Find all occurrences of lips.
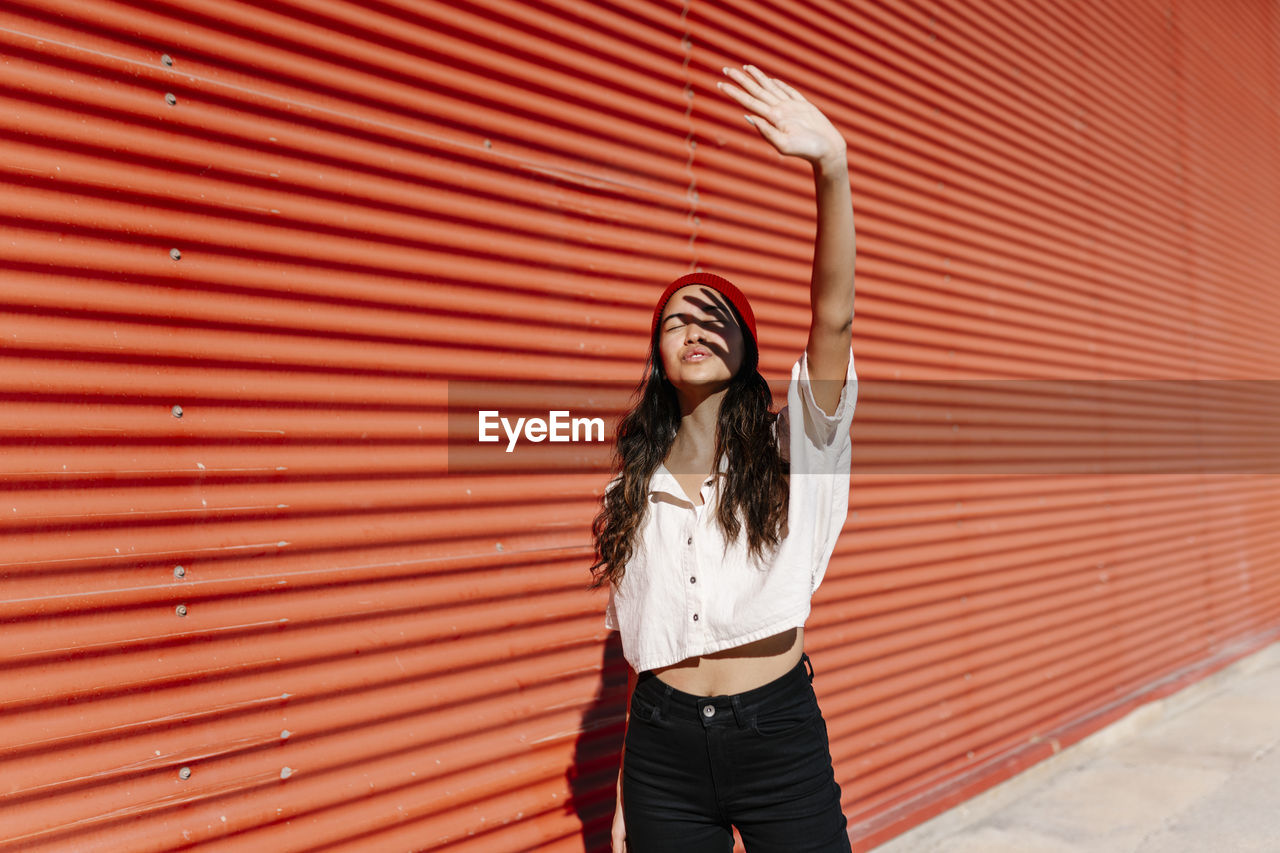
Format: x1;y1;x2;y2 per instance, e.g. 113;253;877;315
682;346;712;362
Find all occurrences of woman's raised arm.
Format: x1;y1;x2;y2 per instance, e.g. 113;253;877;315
718;65;855;414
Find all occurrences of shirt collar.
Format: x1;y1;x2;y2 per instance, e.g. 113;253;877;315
649;453;730;499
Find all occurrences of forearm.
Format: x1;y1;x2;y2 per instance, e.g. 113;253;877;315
810;153;855;331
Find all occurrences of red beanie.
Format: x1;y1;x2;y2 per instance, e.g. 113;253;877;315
650;272;757;344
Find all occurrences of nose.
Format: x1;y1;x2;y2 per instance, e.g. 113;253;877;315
684;322;707;343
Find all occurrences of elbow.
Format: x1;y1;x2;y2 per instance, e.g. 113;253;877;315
813;310;853;338
812;287;854;336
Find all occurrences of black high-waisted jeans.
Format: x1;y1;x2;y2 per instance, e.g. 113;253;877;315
621;653;852;852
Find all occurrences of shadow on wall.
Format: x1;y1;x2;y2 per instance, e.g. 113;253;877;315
567;630;628;852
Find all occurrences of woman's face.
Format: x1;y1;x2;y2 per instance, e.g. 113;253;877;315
657;285;746;396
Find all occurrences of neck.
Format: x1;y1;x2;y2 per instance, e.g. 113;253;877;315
671;386;725;458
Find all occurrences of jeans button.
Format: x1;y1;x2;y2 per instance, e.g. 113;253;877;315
702;704;715;718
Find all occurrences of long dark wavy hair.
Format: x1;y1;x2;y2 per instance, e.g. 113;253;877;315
588;305;789;590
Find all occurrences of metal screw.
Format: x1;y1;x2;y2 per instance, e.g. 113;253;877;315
164;92;177;106
161;54;173;67
281;730;292;740
173;565;186;579
171;404;183;418
175;604;188;617
169;248;181;261
179;766;192;779
280;767;294;780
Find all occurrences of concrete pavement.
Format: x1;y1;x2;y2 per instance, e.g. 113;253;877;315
875;640;1280;853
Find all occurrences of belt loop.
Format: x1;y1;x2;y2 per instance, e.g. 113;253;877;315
802;653;814;683
658;683;674;721
729;694;747;728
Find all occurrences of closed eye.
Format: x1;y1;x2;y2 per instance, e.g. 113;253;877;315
664;310;728;330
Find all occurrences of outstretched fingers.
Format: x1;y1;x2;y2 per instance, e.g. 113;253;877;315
770;76;809;102
718;78;773;118
716;62;844;164
744;65;798;102
730;66;780;103
718;65;811;124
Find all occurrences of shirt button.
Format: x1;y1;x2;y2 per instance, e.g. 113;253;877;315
686;536;692;545
692;613;699;621
690;576;696;584
702;704;716;718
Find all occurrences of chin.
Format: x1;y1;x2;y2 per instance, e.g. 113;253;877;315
670;371;732;393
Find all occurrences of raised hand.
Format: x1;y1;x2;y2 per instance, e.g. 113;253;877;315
717;65;847;171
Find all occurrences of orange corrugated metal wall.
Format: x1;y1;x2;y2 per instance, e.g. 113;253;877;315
1;1;1278;851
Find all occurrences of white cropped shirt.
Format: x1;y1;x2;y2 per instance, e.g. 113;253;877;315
605;346;857;673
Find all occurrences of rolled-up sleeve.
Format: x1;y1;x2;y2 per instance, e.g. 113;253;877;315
790;345;857;467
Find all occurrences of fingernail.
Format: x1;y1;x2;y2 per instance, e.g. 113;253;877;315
744;115;755;125
722;66;729;74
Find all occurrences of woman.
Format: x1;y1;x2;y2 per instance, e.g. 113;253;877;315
590;64;857;852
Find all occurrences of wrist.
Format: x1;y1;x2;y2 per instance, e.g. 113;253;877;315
813;149;849;179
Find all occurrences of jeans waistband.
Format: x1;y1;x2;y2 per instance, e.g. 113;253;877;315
633;653;815;726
